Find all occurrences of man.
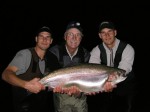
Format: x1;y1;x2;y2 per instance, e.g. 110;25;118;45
49;21;90;112
89;21;137;112
2;26;60;112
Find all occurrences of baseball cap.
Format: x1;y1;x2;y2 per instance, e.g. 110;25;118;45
99;21;115;32
37;26;52;35
66;21;83;33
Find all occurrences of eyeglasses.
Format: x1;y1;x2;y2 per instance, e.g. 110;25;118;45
66;32;82;38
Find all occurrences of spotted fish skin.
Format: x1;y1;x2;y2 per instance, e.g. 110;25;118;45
39;63;126;94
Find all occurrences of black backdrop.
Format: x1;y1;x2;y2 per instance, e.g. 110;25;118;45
0;2;149;112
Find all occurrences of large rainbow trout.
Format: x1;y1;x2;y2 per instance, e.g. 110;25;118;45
39;63;126;94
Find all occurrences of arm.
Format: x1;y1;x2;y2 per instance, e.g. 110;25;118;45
102;44;135;91
89;46;101;64
89;46;116;93
118;44;135;75
2;65;27;87
2;50;45;94
2;66;45;94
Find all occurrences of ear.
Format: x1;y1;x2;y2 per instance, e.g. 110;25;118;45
98;33;102;39
35;36;38;42
64;35;67;40
50;38;53;44
114;30;117;36
64;32;68;41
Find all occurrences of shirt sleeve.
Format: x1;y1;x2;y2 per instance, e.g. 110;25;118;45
118;44;135;75
89;46;101;64
9;49;31;75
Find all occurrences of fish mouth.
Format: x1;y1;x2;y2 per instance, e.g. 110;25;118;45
118;70;126;77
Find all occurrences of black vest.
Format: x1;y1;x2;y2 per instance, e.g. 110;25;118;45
11;48;61;112
12;48;44;101
18;48;44;80
98;41;137;95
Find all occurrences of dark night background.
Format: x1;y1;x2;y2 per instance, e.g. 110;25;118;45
0;2;149;112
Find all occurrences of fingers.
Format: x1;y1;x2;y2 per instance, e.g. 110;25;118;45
103;81;115;92
53;86;81;96
53;86;63;93
63;86;80;96
25;78;46;93
85;91;100;95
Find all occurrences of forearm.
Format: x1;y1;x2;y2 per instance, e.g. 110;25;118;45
2;70;27;89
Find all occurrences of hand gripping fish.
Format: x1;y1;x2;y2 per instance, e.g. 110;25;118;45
39;63;127;94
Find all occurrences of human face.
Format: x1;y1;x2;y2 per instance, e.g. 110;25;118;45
99;28;116;48
64;28;82;50
36;31;53;51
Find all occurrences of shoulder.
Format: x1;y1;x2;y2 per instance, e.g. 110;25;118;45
16;48;31;57
125;44;135;54
46;50;58;59
82;47;90;53
9;48;32;70
91;45;100;51
119;40;134;49
120;40;135;52
45;50;60;70
50;44;60;50
49;44;62;53
48;45;65;60
126;43;134;50
119;41;135;56
81;47;90;57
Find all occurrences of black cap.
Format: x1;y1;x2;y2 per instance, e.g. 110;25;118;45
66;21;83;33
99;21;115;32
37;26;52;35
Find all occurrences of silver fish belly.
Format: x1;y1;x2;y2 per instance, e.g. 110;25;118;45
39;63;126;93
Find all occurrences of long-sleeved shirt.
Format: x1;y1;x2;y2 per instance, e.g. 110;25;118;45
89;38;135;75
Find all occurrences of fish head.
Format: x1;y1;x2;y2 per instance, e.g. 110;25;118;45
113;69;127;83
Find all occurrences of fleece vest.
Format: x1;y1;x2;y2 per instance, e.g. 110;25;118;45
58;44;85;67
